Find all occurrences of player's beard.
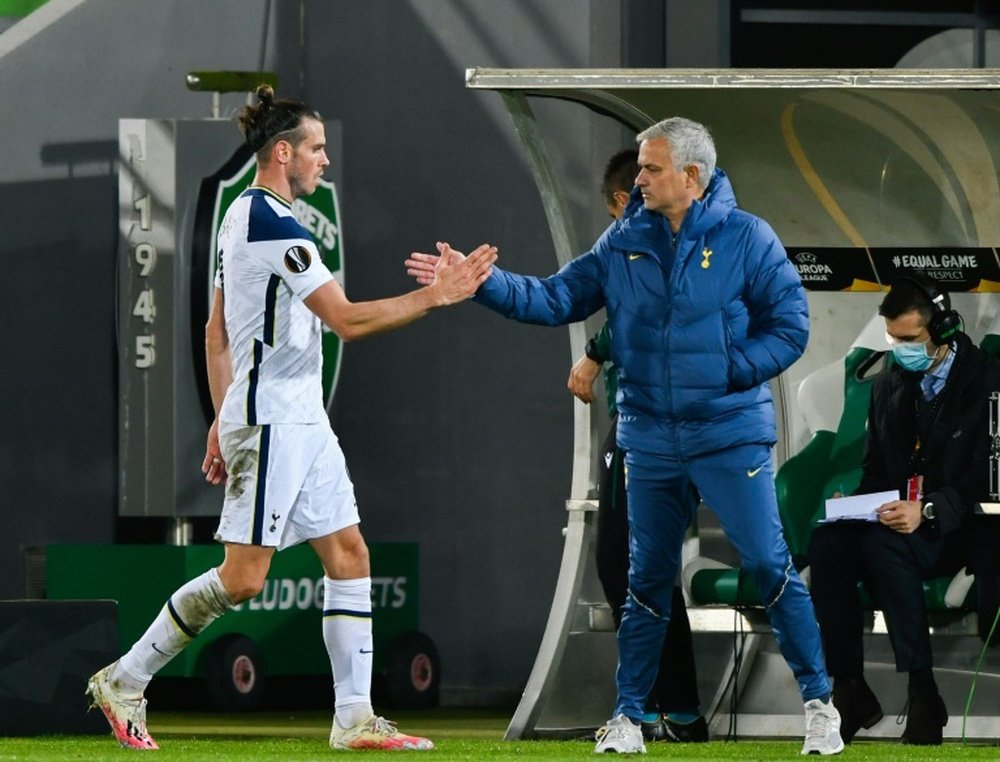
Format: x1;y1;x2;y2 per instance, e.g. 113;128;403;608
287;161;318;199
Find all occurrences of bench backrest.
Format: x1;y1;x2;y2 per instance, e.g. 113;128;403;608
775;346;884;566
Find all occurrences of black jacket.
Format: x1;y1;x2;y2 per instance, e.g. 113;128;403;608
858;332;1000;539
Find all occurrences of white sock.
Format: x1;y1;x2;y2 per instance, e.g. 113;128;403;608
324;576;374;727
115;567;234;691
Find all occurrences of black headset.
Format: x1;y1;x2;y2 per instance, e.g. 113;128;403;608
894;273;963;345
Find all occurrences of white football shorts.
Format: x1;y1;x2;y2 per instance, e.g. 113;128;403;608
215;421;360;550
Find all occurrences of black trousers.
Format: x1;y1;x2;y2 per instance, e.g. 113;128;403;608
594;415;701;713
809;521;964;677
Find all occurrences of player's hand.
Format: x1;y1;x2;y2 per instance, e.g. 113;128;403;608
428;242;496;305
202;419;228;485
876;499;921;534
405;252;441;286
567;354;601;404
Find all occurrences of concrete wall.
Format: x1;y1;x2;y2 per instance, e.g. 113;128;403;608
0;0;300;599
302;0;600;706
0;0;687;706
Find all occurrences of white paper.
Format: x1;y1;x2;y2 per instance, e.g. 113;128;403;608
820;490;900;523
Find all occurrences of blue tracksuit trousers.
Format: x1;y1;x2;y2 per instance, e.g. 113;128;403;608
614;444;830;721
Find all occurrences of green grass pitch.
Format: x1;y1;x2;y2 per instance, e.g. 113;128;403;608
2;709;998;760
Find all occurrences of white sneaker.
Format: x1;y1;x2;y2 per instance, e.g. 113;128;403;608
86;662;159;750
594;714;646;754
329;713;433;750
802;698;844;755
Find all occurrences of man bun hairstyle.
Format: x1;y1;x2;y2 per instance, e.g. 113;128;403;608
238;83;321;157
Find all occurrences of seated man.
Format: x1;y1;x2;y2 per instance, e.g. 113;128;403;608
809;274;1000;745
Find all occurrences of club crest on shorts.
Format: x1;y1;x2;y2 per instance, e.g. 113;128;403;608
284;246;312;273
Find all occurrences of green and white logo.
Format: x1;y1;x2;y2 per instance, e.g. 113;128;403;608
210;157;344;406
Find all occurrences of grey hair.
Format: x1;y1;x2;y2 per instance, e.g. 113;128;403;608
636;117;716;190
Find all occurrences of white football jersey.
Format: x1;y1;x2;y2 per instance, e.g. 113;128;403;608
215;186;334;425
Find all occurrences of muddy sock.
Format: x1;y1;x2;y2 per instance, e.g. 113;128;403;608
116;567;234;690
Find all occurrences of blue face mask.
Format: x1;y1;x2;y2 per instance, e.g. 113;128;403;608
891;341;935;372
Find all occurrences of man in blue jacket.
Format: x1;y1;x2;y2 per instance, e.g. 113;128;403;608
407;117;842;755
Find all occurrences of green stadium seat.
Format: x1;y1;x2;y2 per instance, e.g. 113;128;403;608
689;344;979;613
980;333;1000;359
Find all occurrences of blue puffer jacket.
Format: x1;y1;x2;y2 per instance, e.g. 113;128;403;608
474;168;808;457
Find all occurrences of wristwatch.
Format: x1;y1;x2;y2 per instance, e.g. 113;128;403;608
921;501;936;521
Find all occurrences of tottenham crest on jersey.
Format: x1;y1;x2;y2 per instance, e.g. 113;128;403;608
284;246;312;273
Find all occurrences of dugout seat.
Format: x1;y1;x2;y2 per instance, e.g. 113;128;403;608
687;344;980;615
